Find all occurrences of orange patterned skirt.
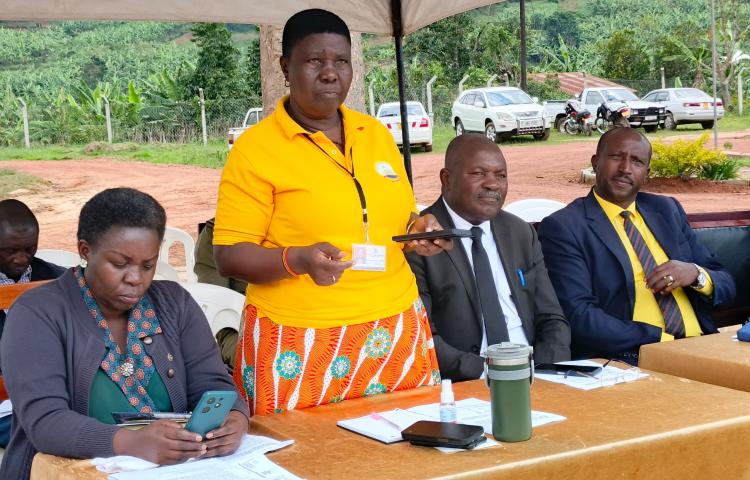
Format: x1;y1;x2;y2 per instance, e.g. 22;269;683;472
232;298;441;416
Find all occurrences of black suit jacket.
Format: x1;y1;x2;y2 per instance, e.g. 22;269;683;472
0;257;66;341
538;190;736;360
406;198;571;382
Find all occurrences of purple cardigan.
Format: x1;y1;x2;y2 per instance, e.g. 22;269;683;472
0;269;249;479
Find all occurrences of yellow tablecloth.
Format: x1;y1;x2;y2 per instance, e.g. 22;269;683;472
640;328;750;393
32;370;750;479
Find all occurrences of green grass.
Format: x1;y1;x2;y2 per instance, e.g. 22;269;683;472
412;113;750;155
2;113;749;165
0;140;230;168
0;168;47;196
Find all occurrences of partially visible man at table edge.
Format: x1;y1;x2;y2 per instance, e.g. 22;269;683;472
194;217;246;372
406;134;570;382
538;127;736;364
0;199;65;448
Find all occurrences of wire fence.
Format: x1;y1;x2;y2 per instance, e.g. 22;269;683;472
2;74;746;148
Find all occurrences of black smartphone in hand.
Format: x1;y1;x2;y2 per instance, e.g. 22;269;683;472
392;229;473;243
401;421;486;449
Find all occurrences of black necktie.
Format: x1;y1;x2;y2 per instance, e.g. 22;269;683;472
470;226;510;345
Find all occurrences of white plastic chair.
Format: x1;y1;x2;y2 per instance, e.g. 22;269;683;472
36;249;181;283
159;226;197;283
154;262;180;282
181;282;246;336
503;199;566;223
35;249;80;268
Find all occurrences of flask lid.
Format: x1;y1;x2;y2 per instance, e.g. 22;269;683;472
485;342;533;366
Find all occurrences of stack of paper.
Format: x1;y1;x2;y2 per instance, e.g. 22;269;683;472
535;360;649;390
95;434;299;480
337;398;566;446
336;409;433;443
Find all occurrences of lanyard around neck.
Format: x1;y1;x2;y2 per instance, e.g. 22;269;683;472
304;134;370;242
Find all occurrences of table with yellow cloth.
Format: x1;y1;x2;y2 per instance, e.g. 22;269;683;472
32;369;750;479
640;326;750;393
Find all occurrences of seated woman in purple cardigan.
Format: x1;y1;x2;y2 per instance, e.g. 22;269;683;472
0;188;249;479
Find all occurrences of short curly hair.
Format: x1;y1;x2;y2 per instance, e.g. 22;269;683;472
77;188;166;246
282;9;350;59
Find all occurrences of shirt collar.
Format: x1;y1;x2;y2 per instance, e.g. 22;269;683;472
593;189;637;222
0;264;32;285
273;96;367;141
442;198;492;237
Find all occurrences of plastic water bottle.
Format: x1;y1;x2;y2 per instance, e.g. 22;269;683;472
439;379;457;423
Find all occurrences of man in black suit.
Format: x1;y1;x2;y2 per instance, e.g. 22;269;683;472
406;134;570;382
538;128;735;363
0;199;65;446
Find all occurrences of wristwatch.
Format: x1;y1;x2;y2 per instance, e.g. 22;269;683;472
690;264;707;289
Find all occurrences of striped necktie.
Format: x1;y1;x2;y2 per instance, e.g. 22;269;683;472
620;211;685;338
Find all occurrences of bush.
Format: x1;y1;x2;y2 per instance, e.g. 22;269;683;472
526;76;567;101
650;133;738;180
700;158;741;180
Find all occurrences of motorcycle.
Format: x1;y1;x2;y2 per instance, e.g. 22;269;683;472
559;100;592;136
595;102;630;134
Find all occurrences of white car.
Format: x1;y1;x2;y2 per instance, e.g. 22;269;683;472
451;87;552;142
227;107;263;148
641;88;724;130
376;101;433;152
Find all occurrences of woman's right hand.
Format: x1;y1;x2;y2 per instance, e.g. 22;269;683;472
113;420;206;465
288;243;353;286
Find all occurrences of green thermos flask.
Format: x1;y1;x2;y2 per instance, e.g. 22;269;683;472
485;342;534;442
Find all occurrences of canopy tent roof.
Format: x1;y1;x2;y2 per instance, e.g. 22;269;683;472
2;0;502;35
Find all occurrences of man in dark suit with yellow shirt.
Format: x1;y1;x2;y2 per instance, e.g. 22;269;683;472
538;127;736;364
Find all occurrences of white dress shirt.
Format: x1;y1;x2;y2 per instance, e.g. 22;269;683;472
443;199;529;356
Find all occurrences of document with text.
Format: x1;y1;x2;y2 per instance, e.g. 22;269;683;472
104;434;298;479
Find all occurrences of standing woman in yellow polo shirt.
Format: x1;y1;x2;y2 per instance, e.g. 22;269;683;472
214;9;450;416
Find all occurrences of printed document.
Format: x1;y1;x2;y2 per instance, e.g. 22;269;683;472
337;397;566;445
103;434;298;479
535;360;649;390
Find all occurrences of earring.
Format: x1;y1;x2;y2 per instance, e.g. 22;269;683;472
284;79;290;88
80;258;88;268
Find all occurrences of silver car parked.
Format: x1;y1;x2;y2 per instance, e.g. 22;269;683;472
641;88;724;130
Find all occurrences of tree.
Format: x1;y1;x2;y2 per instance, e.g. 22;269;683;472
713;0;750;109
543;11;579;47
602;30;652;80
183;23;240;100
403;13;477;86
661;36;711;89
241;38;261;101
653;20;707;86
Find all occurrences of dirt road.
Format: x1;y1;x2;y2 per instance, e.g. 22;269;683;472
2;130;749;252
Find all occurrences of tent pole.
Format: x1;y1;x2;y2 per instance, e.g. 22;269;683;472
391;0;413;185
519;0;527;91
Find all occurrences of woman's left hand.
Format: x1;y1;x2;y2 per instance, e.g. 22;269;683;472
407;214;453;256
201;410;249;458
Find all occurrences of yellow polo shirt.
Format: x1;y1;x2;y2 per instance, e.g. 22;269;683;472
594;192;713;341
214;98;418;328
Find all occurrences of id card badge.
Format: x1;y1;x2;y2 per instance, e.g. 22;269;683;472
351;243;386;271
